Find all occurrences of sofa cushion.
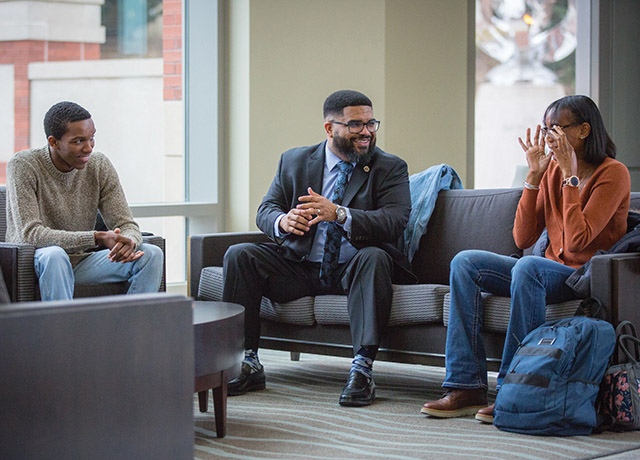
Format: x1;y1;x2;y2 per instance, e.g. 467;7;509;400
412;189;523;285
314;284;448;326
442;293;584;333
198;266;225;302
198;266;316;325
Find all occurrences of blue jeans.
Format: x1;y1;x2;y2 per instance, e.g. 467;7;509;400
34;244;164;301
443;250;577;390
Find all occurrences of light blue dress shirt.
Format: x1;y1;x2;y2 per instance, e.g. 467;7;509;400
274;144;357;263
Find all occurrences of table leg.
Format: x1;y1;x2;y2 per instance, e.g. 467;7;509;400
198;389;209;412
213;369;228;438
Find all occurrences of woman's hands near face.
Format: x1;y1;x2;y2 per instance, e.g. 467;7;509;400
518;125;550;185
545;126;577;177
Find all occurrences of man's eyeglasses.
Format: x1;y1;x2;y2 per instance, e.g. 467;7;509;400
541;123;580;136
329;119;381;134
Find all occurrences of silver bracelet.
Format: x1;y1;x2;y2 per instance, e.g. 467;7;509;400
523;181;540;190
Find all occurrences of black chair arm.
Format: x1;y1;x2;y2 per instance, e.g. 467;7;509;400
0;243;37;302
591;252;640;326
188;231;269;298
141;234;167;292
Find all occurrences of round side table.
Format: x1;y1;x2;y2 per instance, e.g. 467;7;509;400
193;300;244;438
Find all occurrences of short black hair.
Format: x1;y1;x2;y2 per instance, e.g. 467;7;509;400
543;95;616;164
323;90;372;119
44;101;92;140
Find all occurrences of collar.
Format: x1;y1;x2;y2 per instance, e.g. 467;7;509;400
324;143;355;171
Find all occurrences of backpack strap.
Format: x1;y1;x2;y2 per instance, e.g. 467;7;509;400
575;297;608;321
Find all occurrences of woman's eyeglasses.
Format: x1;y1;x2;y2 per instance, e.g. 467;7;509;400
540;123;580;136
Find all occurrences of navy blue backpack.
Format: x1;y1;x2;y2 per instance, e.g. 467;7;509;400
494;316;615;436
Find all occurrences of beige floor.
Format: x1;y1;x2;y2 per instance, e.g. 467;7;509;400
601;449;640;459
195;350;640;460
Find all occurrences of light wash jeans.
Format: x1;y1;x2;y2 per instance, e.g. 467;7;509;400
34;243;164;301
443;250;577;391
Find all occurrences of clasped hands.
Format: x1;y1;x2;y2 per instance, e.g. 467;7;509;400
518;125;578;186
94;228;144;263
278;187;339;236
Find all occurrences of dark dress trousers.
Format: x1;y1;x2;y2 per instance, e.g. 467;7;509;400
223;141;414;352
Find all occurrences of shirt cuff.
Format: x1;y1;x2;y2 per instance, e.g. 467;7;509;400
274;213;288;237
342;208;352;235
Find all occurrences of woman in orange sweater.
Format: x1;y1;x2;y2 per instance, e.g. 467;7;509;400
422;95;630;422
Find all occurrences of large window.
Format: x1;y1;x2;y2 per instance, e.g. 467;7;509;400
0;0;215;289
475;0;577;189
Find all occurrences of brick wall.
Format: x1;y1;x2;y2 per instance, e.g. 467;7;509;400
163;0;182;101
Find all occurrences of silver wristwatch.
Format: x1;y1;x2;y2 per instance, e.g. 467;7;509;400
335;206;347;225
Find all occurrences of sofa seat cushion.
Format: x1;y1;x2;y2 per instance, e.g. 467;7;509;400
442;293;584;333
314;284;449;326
198;266;316;325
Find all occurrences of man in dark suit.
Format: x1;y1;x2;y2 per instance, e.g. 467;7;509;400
223;90;413;406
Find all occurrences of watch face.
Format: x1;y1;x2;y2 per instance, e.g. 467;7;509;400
570;176;580;187
336;207;347;223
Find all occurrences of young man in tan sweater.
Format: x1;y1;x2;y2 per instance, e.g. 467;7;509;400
5;101;163;300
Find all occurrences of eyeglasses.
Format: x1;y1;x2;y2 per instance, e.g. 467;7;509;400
329;119;381;134
541;123;580;136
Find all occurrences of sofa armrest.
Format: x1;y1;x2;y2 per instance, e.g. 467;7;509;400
189;231;270;298
591;252;640;325
0;243;36;302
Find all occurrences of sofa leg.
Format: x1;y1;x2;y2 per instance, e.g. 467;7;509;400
290;352;300;361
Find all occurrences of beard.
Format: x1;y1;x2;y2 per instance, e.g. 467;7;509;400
332;132;376;165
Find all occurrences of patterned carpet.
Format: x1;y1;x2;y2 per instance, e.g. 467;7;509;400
194;350;640;460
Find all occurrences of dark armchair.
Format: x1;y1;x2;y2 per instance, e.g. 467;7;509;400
0;292;194;459
0;185;166;302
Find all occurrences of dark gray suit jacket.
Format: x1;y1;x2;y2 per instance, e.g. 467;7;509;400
256;141;415;284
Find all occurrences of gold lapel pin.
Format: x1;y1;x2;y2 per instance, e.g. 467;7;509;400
363;166;370;173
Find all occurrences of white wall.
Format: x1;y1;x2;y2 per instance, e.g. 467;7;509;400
0;0;105;43
0;64;14;162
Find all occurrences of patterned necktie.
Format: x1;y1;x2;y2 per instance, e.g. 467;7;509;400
319;160;354;287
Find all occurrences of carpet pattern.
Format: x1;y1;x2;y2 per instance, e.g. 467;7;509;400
194;350;640;460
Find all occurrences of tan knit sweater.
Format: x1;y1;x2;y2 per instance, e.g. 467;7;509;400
6;145;142;265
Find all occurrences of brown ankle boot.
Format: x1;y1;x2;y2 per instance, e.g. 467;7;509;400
475;403;494;423
421;388;488;418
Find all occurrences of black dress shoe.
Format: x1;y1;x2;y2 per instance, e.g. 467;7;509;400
339;371;375;406
228;363;266;396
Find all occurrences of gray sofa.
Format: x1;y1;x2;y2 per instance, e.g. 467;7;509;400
190;188;640;370
0;293;194;460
